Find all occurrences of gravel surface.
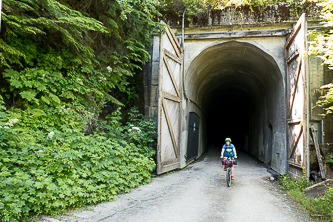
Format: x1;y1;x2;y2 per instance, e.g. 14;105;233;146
41;150;314;222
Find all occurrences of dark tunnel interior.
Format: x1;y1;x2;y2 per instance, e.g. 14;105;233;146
205;87;254;153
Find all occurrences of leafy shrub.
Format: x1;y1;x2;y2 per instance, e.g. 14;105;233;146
278;172;313;192
285;188;333;221
278;171;333;221
0;99;156;221
0;0;162;221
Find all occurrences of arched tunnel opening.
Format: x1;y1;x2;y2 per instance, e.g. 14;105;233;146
185;41;287;171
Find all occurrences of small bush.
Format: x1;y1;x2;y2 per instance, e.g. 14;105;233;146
0;104;156;221
278;172;313;192
278;172;333;221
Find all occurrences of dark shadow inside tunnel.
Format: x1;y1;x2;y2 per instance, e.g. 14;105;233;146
203;71;267;160
205;88;253;153
185;41;287;172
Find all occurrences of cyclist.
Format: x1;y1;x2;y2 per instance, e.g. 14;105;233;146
221;138;237;180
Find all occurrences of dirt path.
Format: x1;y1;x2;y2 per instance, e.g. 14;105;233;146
41;150;314;222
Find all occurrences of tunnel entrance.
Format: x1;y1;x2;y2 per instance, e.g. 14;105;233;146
185;41;286;171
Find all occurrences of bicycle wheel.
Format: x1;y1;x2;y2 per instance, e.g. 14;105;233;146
226;168;231;187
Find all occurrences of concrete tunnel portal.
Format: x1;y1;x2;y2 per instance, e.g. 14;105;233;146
185;41;287;172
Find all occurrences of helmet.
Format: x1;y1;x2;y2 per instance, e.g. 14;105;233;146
225;138;232;142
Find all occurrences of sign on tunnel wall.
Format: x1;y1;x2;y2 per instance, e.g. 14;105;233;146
284;13;308;177
157;25;183;175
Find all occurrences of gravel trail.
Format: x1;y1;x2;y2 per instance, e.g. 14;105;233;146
41;150;314;222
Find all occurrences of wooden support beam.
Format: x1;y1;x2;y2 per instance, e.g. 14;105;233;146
289;122;303;159
164;49;182;64
162;99;179;158
165;27;181;58
163;56;181;97
288;54;303;117
285;14;304;51
163;92;181;102
310;126;326;180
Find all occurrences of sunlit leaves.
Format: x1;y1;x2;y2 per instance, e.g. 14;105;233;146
308;0;333;117
19;91;37;102
116;0;162;19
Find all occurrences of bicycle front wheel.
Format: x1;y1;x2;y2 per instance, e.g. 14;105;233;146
226;168;231;187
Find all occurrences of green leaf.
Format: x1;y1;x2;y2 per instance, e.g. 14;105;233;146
20;91;37;101
35;82;47;91
9;79;23;89
3;69;18;78
41;96;51;104
0;112;7;118
49;93;60;104
29;108;46;117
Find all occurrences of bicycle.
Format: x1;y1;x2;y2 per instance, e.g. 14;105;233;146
221;156;237;187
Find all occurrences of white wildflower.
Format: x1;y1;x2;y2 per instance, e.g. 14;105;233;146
107;66;113;73
10;119;19;124
132;127;141;132
99;77;107;82
4;126;9;129
5;122;13;127
47;131;55;139
37;150;43;153
59;105;66;113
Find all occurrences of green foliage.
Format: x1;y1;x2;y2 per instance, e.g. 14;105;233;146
117;0;162;19
308;0;333;117
278;172;333;221
0;0;162;221
161;0;312;21
278;172;313;192
0;106;156;221
1;0;108;68
125;108;156;158
284;188;333;221
326;153;333;164
1;0;164;108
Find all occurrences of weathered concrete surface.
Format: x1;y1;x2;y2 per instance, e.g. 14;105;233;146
41;150;314;222
163;3;320;28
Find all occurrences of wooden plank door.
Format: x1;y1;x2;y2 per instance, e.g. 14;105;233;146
284;13;307;177
157;25;183;174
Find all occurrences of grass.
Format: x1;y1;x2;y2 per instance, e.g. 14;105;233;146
278;173;333;222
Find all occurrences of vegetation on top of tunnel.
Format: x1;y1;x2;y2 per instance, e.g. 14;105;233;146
160;0;317;26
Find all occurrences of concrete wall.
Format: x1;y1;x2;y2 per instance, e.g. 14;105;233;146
308;56;333;144
163;3;320;28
